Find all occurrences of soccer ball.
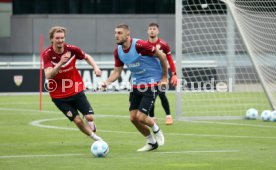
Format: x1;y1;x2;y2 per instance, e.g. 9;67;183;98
270;110;276;122
91;140;109;157
260;110;271;121
245;108;258;120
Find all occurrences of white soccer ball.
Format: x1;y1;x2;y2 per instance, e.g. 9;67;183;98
245;108;258;120
260;110;271;121
270;110;276;122
201;4;208;9
91;140;109;157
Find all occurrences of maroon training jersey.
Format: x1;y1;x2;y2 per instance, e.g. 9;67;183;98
147;38;176;73
43;44;86;99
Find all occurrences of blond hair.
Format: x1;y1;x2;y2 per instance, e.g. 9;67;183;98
48;26;67;40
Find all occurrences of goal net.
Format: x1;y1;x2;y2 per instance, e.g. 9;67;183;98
175;0;276;119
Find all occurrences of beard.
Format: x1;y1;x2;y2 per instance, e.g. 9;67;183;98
116;37;127;45
116;41;124;45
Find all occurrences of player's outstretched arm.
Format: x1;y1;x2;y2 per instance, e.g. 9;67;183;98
102;66;123;87
85;54;102;77
155;49;168;88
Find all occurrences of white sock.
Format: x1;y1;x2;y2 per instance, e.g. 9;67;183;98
146;134;156;144
90;133;102;141
151;123;159;133
87;121;96;132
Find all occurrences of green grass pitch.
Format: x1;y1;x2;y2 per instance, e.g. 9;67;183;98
0;93;276;170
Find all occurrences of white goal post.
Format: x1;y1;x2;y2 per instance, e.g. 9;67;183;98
175;0;275;119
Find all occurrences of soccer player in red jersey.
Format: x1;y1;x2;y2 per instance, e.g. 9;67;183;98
147;22;178;125
102;24;168;152
43;26;103;141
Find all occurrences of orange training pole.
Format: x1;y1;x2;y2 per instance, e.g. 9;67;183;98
39;34;43;112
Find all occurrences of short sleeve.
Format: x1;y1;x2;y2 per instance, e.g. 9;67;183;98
135;40;156;57
42;49;53;69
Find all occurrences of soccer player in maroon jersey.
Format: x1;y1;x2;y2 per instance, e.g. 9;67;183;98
147;22;178;125
102;24;168;152
43;26;102;142
147;23;177;125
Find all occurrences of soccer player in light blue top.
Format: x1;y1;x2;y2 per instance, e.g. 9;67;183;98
103;24;168;152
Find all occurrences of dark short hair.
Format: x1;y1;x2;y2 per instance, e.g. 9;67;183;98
115;24;129;30
148;22;159;28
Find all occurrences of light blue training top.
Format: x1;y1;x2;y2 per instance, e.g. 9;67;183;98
117;38;162;85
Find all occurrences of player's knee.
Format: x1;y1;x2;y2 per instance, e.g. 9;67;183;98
129;114;137;123
130;113;140;124
129;110;138;122
84;114;94;121
136;113;145;122
73;116;83;125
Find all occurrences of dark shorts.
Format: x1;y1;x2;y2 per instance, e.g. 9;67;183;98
52;91;94;121
129;86;160;115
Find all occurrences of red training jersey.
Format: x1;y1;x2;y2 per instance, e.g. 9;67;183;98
43;44;86;99
147;38;176;73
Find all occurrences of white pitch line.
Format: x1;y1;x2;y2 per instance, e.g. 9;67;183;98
0;107;130;118
30;118;137;134
2;106;275;129
5;107;276;129
0;107;59;114
30;118;77;131
157;150;240;154
1;106;273;129
0;150;240;159
168;132;276;139
0;153;84;159
30;118;276;139
2;107;276;129
0;102;53;105
187;119;276;129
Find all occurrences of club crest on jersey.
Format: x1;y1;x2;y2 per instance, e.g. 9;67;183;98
66;111;73;117
156;44;163;52
13;75;23;86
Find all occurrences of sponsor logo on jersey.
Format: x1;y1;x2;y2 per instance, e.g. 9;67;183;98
128;62;140;68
